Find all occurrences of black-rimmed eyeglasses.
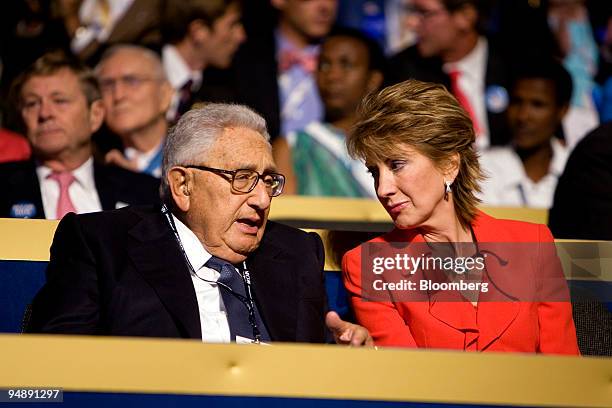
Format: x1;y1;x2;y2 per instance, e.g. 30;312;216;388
185;165;285;197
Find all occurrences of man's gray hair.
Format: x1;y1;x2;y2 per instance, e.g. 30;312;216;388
160;103;270;202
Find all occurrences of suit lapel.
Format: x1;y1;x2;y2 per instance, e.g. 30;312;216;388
127;209;202;339
106;0;160;43
93;163;113;210
395;216;522;348
93;163;117;210
472;213;521;349
247;236;298;342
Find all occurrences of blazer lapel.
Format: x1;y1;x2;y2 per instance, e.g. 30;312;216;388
93;163;116;211
127;210;202;339
472;213;521;349
247;238;298;342
385;229;480;333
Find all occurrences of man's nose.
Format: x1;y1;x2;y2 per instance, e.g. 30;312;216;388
38;100;54;121
247;178;272;210
325;63;344;81
515;104;531;122
110;80;128;101
236;24;246;44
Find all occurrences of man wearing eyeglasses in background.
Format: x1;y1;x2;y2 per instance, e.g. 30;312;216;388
95;45;173;178
28;103;372;346
386;0;513;149
0;51;160;220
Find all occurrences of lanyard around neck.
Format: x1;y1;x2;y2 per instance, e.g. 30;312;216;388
160;204;262;343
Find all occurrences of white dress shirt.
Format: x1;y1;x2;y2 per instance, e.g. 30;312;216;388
172;215;231;343
444;37;490;149
162;45;203;121
36;157;103;219
478;139;569;209
124;139;164;178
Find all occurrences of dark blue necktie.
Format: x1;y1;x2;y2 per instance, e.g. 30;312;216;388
205;256;270;342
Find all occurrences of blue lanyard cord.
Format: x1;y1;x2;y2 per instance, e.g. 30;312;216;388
161;205;262;343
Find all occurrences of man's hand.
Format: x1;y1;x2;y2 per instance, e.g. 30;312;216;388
325;311;374;347
105;150;139;172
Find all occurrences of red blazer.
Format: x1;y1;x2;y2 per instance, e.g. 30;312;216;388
342;212;579;354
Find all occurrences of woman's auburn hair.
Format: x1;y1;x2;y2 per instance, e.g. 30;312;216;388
347;79;484;228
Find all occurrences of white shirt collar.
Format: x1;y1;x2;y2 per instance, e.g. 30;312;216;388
549;138;569;176
162;44;202;91
499;138;568;188
444;36;487;82
36;156;97;190
124;139;164;170
171;214;215;277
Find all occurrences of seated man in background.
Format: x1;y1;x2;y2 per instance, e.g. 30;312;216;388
479;59;572;209
27;103;371;346
0;51;160;220
273;27;383;197
95;45;173;178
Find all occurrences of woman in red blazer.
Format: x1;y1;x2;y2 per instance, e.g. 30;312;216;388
342;80;579;354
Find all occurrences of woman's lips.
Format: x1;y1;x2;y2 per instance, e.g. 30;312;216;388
386;201;409;216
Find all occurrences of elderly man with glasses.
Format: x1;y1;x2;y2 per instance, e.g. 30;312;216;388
95;45;173;178
28;103;371;346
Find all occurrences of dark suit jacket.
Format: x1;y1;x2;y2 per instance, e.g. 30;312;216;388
0;160;160;219
28;206;328;343
549;122;612;240
385;41;512;146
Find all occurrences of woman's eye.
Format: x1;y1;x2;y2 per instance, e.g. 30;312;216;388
390;160;406;171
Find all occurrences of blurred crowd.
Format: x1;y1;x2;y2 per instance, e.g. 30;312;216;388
0;0;611;239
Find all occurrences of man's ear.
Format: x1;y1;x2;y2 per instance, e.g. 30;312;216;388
168;167;193;212
89;99;105;134
159;80;173;115
366;70;384;93
188;19;210;43
557;103;569;122
270;0;286;11
453;3;478;32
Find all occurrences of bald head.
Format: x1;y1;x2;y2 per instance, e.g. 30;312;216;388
95;45;172;140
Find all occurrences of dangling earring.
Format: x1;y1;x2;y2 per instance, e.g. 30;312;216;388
444;180;452;201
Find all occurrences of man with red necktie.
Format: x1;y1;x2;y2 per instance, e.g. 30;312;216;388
0;51;160;220
386;0;515;149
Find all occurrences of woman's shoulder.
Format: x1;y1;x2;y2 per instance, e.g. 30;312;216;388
473;211;554;242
